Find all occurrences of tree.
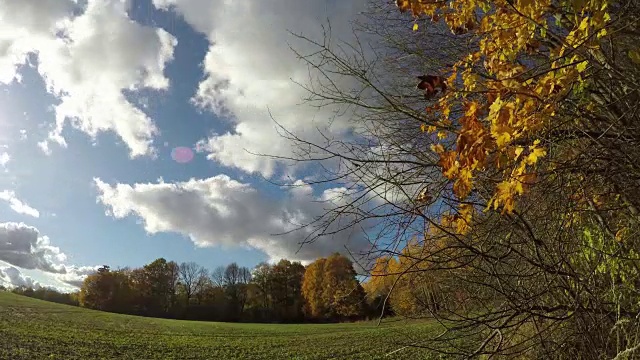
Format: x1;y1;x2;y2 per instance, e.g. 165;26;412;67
279;0;640;356
322;253;365;319
270;259;306;321
251;262;273;311
79;268;132;313
302;254;365;321
177;262;208;306
128;258;179;317
221;262;251;321
302;257;327;319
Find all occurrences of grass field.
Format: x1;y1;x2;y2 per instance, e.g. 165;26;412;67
0;292;443;359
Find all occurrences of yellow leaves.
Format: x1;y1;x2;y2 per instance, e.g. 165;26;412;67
493;130;513;148
513;146;524;160
396;0;411;13
413;23;419;31
566;17;590;47
578;16;590;32
396;0;605;228
439;151;459;179
576;61;588;73
455;204;474;234
453;168;473;199
462;68;478;91
491;180;518;214
430;143;445;154
441;204;474;235
489;98;519;149
526;141;547;165
421;124;436;133
465;101;480;118
597;28;608;39
488;97;503;118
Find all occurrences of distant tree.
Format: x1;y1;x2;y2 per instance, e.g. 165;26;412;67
322;253;365;319
221;263;252;320
177;262;208;306
362;256;396;317
302;258;327;319
211;266;225;288
126;258;179;316
271;259;305;321
303;254;365;321
251;262;273;311
79;268;132;313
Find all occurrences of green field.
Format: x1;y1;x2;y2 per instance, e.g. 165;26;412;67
0;292;441;359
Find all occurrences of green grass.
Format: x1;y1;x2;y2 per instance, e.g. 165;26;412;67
0;292;443;359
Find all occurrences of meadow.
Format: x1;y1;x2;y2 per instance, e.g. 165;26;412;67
0;292;442;359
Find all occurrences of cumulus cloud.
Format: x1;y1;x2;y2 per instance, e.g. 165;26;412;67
0;0;177;157
0;191;40;218
55;265;99;288
153;0;366;177
0;266;40;289
94;175;371;263
0;222;67;273
0;223;98;289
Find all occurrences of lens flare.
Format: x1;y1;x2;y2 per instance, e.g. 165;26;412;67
171;146;194;163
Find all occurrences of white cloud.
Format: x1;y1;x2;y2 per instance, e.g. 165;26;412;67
0;191;40;218
0;0;75;84
0;222;67;273
153;0;366;177
94;175;372;263
0;265;40;289
37;140;52;155
0;152;9;168
0;0;177;157
0;223;98;289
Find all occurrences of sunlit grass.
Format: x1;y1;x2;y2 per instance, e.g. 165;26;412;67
0;292;446;359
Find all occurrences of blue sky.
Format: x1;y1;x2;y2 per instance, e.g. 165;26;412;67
0;0;371;290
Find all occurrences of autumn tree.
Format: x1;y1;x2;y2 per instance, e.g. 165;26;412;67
302;254;365;321
128;258;179;316
280;0;640;356
301;257;327;319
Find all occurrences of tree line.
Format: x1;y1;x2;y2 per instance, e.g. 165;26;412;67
56;253;372;323
5;285;80;306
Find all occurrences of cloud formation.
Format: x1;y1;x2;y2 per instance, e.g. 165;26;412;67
0;191;40;218
0;265;40;289
0;222;66;273
0;223;98;289
95;175;371;263
0;0;177;157
153;0;366;177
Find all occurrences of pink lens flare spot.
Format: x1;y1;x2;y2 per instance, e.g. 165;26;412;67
171;146;194;163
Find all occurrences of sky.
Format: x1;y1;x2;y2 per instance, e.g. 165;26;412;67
0;0;373;291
